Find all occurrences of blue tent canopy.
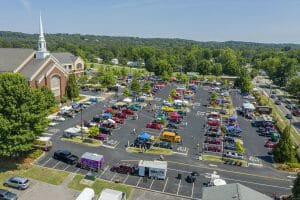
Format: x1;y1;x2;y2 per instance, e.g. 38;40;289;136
138;132;151;141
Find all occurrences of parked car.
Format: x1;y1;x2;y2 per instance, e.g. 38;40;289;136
224;143;236;150
264;141;277;148
146;122;162;130
293;110;300;117
177;110;187;116
115;112;127;119
122;109;134;115
203;146;222;152
53;150;79;165
94;133;108;141
274;100;281;105
53;116;65;122
99;127;112;135
286;104;295;110
111;163;138;174
153;141;173;149
166;123;179;129
226;133;241;138
0;189;17;200
111;117;124;124
286;114;293;120
4;176;29;190
204;138;222;145
102;121;117;129
224;151;244;160
186;174;196;183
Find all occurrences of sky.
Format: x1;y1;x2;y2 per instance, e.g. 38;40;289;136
1;0;300;44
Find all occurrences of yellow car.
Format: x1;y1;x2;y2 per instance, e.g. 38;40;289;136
162;106;174;112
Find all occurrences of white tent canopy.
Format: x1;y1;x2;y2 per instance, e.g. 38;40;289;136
123;98;132;103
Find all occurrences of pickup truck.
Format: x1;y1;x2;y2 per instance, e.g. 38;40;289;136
53;150;79;165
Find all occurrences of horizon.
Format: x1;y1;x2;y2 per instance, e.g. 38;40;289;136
1;0;300;44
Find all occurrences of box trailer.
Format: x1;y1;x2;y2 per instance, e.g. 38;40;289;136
138;160;167;180
79;152;104;172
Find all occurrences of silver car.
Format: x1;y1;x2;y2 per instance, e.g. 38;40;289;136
4;176;29;190
0;189;18;200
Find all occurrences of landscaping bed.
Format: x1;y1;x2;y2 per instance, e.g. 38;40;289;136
126;147;173;155
61;136;102;147
201;154;248;167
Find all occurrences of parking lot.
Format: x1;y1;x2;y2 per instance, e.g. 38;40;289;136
34;83;293;199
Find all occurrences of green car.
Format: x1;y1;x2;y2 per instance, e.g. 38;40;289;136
155;113;166;120
129;104;142;111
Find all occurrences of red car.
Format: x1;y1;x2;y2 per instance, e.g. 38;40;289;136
102;121;117;129
111;117;124;124
204;146;222;152
264;141;277;148
146;122;162;130
207;120;221;127
122;109;134;115
204;139;222;145
115;112;127;119
94;133;108;141
105;107;119;114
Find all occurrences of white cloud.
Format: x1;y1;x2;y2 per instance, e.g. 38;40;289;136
20;0;31;14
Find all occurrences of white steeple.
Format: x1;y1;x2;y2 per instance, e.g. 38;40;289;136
36;13;50;59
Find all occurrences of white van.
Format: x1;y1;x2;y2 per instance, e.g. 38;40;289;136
76;188;95;200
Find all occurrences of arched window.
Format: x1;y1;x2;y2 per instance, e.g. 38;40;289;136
51;75;61;97
77;63;83;69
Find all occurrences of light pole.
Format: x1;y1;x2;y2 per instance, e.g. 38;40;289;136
80;103;83;140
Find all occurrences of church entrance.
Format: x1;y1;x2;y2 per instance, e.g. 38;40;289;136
51;75;61;97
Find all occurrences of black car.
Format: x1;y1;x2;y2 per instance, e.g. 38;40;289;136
286;114;293;120
99;127;112;135
186;174;196;183
177;111;187;116
153;141;173;149
274;100;281;105
53;150;79;165
0;189;17;200
166;123;179;129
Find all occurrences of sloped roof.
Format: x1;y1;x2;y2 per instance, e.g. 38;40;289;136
19;56;50;80
202;183;272;200
52;52;78;64
0;48;35;72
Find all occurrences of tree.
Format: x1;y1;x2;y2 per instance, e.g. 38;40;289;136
77;75;89;85
41;86;56;110
0;73;50;157
162;71;170;81
210;91;218;101
131;78;140;94
170;88;177;97
66;73;79;99
211;63;223;76
286;76;300;99
123;88;130;97
273;127;296;163
197;60;212;75
100;71;116;87
142;81;151;94
87;126;99;138
234;68;253;93
292;173;300;199
235;140;245;154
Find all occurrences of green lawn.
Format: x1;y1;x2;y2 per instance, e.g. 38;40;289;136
126;147;173;155
61;136;102;147
0;166;69;189
68;175;132;197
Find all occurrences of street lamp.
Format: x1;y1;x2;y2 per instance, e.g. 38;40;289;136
80;103;84;140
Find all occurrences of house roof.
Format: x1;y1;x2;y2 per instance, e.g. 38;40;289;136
202;183;272;200
52;52;78;64
0;48;35;72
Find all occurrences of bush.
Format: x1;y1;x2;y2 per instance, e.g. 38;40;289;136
287;163;300;168
26;149;44;160
60;96;67;103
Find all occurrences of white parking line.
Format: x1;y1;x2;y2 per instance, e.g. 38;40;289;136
149;179;155;189
191;182;195;198
123;174;129;184
63;165;70;171
110;173;117;182
74;168;80;174
41;158;52;167
136;177;142;187
53;161;61;169
176;179;182;195
163;178;169;192
99;166;109;178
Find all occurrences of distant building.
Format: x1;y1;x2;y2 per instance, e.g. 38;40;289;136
202;183;273;200
111;58;119;65
127;61;145;67
0;14;84;98
95;57;103;63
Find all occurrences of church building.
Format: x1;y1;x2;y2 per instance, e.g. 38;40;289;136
0;15;84;98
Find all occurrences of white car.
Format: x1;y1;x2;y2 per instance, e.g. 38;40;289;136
49;122;58;127
224;151;244;160
53;116;65;122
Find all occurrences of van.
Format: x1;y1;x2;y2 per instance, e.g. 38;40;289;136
32;137;52;151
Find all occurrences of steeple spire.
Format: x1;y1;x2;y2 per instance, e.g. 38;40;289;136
39;12;44;38
36;13;49;59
